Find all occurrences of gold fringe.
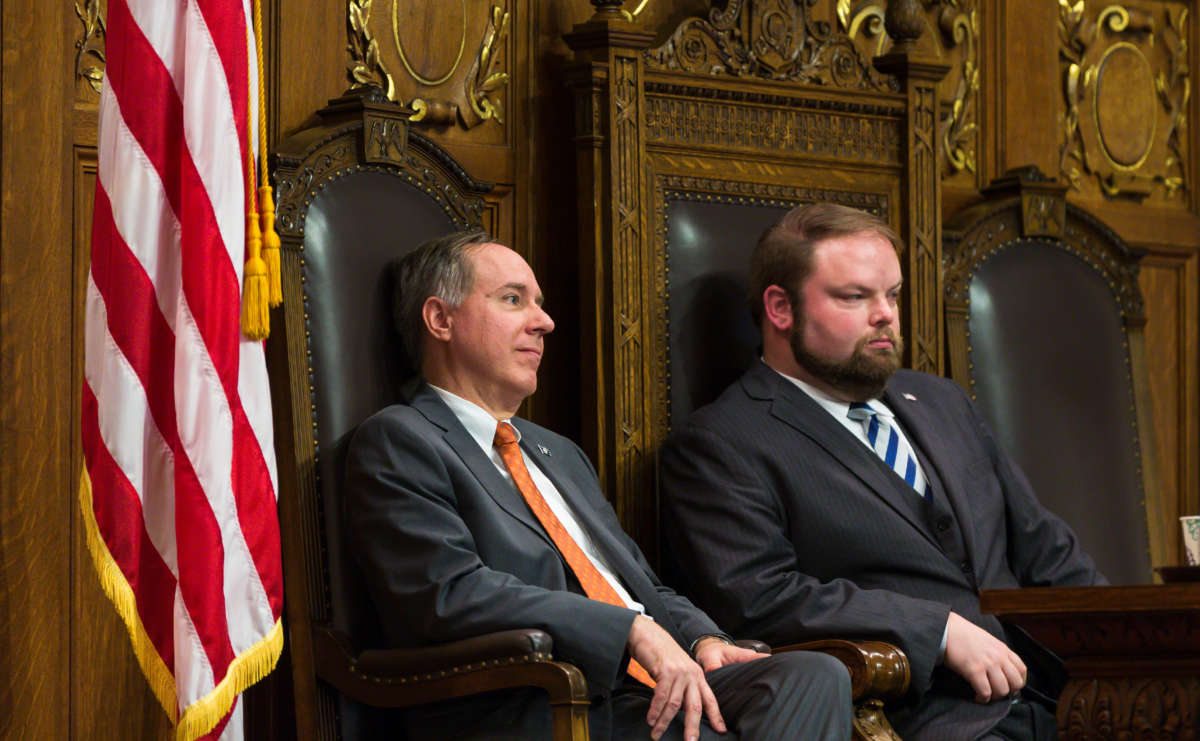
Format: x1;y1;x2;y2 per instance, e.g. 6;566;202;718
258;185;282;307
78;468;179;723
81;467;286;740
175;619;284;741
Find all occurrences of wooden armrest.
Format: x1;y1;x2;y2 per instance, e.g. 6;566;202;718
311;624;589;711
774;639;910;702
733;638;771;654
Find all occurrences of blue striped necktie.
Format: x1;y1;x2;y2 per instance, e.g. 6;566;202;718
847;402;930;500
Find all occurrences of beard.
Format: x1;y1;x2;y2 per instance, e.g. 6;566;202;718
790;314;903;402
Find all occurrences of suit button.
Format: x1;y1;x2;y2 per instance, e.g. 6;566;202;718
936;516;952;532
960;560;972;574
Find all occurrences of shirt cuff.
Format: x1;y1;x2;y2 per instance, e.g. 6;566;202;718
689;633;733;657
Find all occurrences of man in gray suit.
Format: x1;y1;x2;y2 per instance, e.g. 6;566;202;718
343;230;851;741
660;204;1105;741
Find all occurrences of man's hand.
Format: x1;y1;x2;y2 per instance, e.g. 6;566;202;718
692;637;767;673
627;615;725;741
944;611;1027;703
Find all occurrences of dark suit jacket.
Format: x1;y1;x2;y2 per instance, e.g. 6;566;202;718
660;362;1104;741
344;384;721;740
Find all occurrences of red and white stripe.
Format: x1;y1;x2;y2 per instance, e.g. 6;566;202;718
82;1;282;739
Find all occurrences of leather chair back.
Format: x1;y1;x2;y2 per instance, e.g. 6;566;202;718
666;199;788;425
944;174;1166;584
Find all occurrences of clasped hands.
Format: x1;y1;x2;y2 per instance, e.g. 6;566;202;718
626;614;766;741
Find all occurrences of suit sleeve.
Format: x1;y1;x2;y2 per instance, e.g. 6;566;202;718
660;423;951;694
344;410;638;691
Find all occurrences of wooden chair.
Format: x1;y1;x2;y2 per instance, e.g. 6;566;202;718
943;167;1168;585
565;3;922;737
267;88;588;740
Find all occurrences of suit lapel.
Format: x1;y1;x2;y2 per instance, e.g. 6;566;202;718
409;387;558;553
745;363;941;550
884;382;979;567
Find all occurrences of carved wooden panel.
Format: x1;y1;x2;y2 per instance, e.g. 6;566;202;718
347;0;514;140
1057;0;1190;203
1061;678;1200;739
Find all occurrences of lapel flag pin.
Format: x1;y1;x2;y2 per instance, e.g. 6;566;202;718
538;444;552;456
903;393;917;401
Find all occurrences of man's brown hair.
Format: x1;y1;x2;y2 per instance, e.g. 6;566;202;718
748;203;903;326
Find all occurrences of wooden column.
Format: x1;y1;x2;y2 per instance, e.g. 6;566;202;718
564;3;658;555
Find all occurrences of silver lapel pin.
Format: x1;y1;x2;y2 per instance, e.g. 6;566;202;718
537;444;552;456
902;393;917;401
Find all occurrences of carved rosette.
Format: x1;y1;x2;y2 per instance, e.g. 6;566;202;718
1058;0;1190;200
346;0;511;131
644;0;898;92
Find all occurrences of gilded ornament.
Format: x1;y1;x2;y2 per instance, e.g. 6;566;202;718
937;1;979;174
645;0;896;92
75;0;107;95
348;0;396;100
464;5;510;126
1058;0;1188;198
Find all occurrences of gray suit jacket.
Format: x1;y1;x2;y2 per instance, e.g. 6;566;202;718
344;384;721;739
660;362;1104;741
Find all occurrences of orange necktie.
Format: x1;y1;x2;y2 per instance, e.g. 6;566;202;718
493;421;655;687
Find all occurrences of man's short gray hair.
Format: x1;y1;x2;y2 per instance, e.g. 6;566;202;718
391;228;494;371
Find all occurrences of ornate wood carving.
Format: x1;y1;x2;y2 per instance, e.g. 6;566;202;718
643;88;903;163
943;170;1146;321
1063;678;1200;739
644;0;898;92
74;0;106;95
274;88;490;240
1058;0;1190;201
346;0;512;130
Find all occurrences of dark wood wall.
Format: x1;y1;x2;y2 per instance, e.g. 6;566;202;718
1;0;1196;738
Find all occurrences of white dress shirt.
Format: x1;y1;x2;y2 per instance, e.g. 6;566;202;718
429;385;645;614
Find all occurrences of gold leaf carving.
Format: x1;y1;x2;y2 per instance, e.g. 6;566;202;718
74;0;106;95
463;5;510;126
347;0;396;100
937;1;979;174
1058;0;1188;199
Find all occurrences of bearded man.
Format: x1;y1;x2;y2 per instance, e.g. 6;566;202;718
658;203;1104;741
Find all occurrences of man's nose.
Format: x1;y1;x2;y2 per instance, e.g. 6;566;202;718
869;297;896;326
531;304;555;334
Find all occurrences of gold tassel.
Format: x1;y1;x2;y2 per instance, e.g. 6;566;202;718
241;213;269;340
259;184;282;306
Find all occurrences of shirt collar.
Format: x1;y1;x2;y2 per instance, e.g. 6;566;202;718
767;363;893;420
428;384;519;452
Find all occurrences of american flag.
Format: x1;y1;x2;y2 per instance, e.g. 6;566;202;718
80;0;284;739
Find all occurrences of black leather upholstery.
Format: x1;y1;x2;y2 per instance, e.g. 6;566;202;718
966;240;1149;585
666;199;791;426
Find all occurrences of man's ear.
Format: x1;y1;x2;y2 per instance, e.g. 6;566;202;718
422;296;453;342
762;285;795;333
